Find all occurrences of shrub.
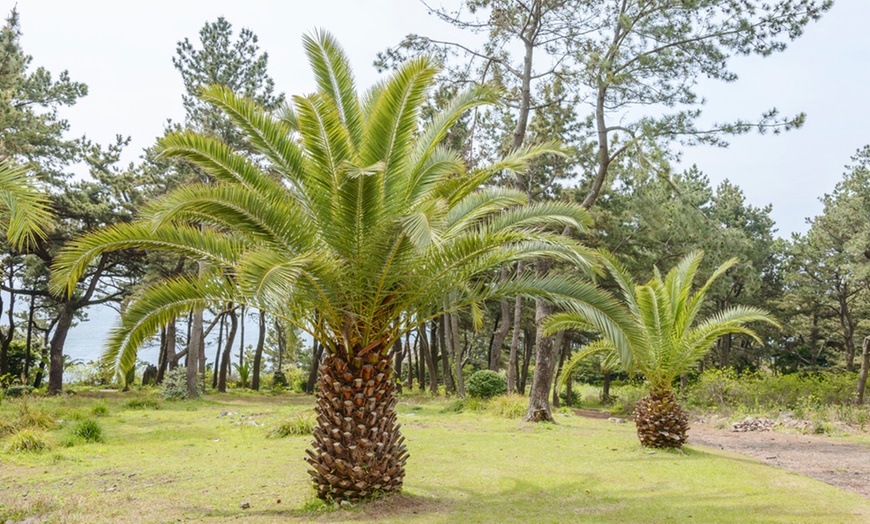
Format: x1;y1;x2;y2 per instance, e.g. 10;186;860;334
7;429;53;453
466;370;507;399
91;403;109;417
70;419;104;443
4;385;35;398
271;370;288;390
487;394;527;419
161;367;202;400
1;398;57;437
442;398;466;413
267;411;316;438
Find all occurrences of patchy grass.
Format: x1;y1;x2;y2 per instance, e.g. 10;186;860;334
0;392;868;523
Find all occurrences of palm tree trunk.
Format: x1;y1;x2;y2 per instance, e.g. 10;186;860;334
307;349;408;502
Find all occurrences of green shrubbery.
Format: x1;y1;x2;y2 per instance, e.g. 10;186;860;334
685;369;859;412
267;411;316;438
466;370;507;399
6;429;53;453
70;419;104;443
161;367;203;399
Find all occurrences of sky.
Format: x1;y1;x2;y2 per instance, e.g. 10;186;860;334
8;0;870;237
4;1;870;366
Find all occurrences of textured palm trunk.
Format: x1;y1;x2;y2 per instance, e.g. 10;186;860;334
634;390;689;448
306;350;408;502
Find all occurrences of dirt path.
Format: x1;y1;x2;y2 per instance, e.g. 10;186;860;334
688;424;870;499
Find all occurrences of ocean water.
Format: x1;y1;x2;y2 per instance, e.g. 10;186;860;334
64;304;265;368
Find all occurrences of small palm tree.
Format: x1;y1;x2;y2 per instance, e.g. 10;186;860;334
51;33;628;501
0;160;51;249
546;251;779;448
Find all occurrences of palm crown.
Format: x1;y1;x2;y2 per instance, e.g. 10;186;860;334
51;31;623;371
0;159;51;249
547;251;780;396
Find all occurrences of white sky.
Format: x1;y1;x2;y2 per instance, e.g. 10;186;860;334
7;0;870;237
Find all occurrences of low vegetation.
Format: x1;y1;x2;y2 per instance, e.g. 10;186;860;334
2;392;868;523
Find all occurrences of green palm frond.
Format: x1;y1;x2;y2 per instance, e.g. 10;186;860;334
546;251;779;394
102;275;240;380
0;160;52;249
558;339;619;389
50;223;246;297
53;32;619;377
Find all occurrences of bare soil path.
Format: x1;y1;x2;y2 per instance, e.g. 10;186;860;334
688;425;870;499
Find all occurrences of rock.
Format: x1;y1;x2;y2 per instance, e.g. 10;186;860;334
731;416;776;432
240;501;251;509
607;417;627;424
218;411;228;418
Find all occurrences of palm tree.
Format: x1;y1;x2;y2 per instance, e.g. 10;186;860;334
50;32;629;502
0;159;51;249
546;252;779;448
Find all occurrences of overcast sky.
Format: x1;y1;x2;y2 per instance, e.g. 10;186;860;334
8;0;870;237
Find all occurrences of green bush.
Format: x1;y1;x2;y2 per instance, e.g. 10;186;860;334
3;385;35;398
686;369;858;412
91;403;109;417
466;370;507;399
267;411;316;438
161;367;202;400
70;419;104;443
271;371;288;390
7;429;53;453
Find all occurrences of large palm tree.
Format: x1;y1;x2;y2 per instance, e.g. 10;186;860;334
50;33;630;501
0;159;51;249
546;252;779;448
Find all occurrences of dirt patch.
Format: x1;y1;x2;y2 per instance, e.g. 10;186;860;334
689;425;870;499
573;409;870;499
573;409;611;419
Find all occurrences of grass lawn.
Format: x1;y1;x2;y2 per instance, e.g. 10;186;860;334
1;391;868;523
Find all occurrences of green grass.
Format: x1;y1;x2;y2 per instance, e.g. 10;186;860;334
0;392;868;523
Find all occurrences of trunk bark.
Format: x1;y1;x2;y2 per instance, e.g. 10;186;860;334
602;371;612;403
218;308;238;392
306;339;325;394
551;335;570;408
857;336;870;404
212;313;225;390
718;334;732;368
252;311;266;391
48;303;75;395
238;305;245;366
507;263;525;393
392;336;404;394
24;295;34;382
420;324;438;393
187;308;204;398
307;350;407;502
520;328;533;394
438;316;455;392
449;312;466;397
525;259;557;422
489;270;513;371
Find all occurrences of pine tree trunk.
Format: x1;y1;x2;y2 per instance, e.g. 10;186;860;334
187;308;203;399
307;350;408;502
525;259;556;422
507;263;525;393
212;314;224;390
23;295;34;382
218;309;238;393
48;303;75;395
307;340;324;394
449;312;466;397
392;337;404;394
420;324;438;393
252;311;266;391
489;274;512;371
520;329;533;393
857;336;870;405
438;316;455;392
